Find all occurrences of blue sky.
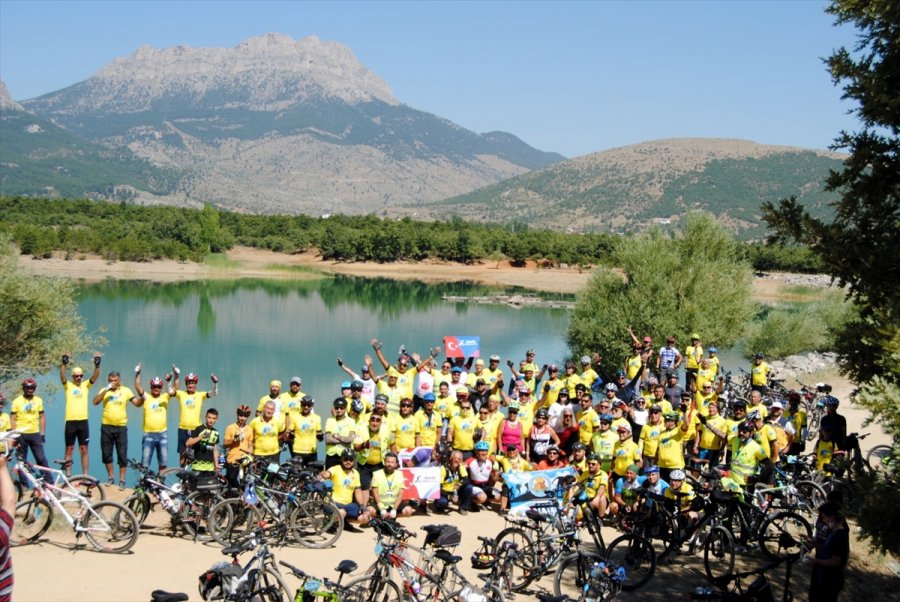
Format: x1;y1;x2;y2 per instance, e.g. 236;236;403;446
0;0;861;158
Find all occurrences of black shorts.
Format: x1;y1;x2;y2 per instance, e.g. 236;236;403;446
65;420;90;446
358;462;383;490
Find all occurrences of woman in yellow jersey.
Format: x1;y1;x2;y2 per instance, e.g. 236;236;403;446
415;393;442;448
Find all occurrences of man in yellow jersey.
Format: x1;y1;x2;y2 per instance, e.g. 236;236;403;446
561;361;585;398
415;392;442;448
522;349;539;373
664;469;698;524
684;333;703;391
538;364;567;406
639;404;665;467
576;393;600;446
371;339;416;399
368;452;414;519
257;380;284;419
746;389;769;420
612;423;641;482
320;449;369;526
280;376;306;420
435;450;473;515
391;399;418;453
172;367;218;464
59;352;101;475
575;453;609;517
750;353;772;394
569;441;588;474
695;359;719;393
579;355;600;390
133;364;173;472
372;366;405;417
249;400;286;464
656;409;692;483
692;401;728;466
592;413;618;473
447;392;478;457
92;371;139;487
707;347;721;376
784;392;808;455
10;378;49;472
223;405;254;489
289;395;322;466
354;411;392;509
726;421;770;493
694;379;723;417
767;401;796;461
482;355;504;389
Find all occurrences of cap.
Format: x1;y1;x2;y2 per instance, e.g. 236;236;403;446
333;398;347;408
626;464;640;474
667;372;679;379
374;394;389;403
644;465;660;474
643;336;652;343
474;359;485;366
423;392;436;402
71;367;84;376
558;388;570;397
475;378;486;386
617;423;632;433
770;401;784;410
290;376;302;385
456;388;470;397
270;380;282;388
664;412;679;421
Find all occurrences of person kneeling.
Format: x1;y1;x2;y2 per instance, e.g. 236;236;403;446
319;450;369;527
367;452;415;519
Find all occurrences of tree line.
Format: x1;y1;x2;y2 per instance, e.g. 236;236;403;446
0;196;819;272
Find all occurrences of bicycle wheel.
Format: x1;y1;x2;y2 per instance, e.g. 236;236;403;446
493;526;538;592
448;584;505;602
289;497;343;548
80;501;140;553
342;575;403;602
758;511;811;560
702;525;735;582
11;497;53;545
867;444;894;474
553;550;604;598
181;490;223;541
123;492;152;526
807;412;822;441
208;498;262;546
642;509;679;562
69;474;106;503
605;534;657;591
794;480;827;519
256;567;291;602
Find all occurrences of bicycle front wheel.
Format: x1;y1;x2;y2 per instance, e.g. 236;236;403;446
494;525;538;592
867;444;894;474
702;525;735;582
758;511;811;560
181;490;223;541
343;575;403;602
123;492;152;526
11;497;53;545
553;550;605;598
289;497;343;548
69;474;106;503
80;501;140;553
605;534;657;591
256;566;291;602
208;498;262;546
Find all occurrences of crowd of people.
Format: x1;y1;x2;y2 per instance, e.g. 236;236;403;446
0;332;853;600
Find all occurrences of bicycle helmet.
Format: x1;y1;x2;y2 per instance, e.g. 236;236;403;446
350;380;364;391
738;421;754;433
185;372;199;383
474;441;491;451
340;449;356;461
350;399;364;413
507;401;520;412
732;399;747;409
22;378;37;389
815;382;826;392
375;393;389;403
535;409;549;419
423;392;436;402
341;381;352;389
664;412;679;421
599;413;613;422
605;383;618;392
300;395;314;405
824;396;839;407
581;355;592;365
747;410;762;422
754;352;765;359
615;369;626;378
471;551;497;570
709;347;718;353
670;469;686;481
236;404;251;416
565;361;576;370
149;376;164;387
572;442;586;451
823;384;833;394
558;388;570;397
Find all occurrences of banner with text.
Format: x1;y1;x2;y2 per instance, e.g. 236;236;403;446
500;467;576;516
443;336;481;359
399;466;441;501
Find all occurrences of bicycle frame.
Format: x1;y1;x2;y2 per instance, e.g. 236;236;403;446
15;459;109;532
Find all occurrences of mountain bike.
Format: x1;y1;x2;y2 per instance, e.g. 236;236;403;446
9;438;139;553
279;558;368;601
197;527;291;602
689;553;802;601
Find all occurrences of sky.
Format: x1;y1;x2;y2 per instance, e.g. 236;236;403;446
0;0;862;158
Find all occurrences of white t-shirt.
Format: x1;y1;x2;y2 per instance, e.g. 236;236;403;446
414;369;434;398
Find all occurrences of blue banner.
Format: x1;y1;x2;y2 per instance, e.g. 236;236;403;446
500;467;576;516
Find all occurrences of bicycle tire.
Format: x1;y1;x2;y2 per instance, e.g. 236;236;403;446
289;497;343;548
702;525;735;582
793;480;827;519
641;509;679;562
123;492;152;526
758;510;811;561
11;497;53;545
447;584;505;602
866;444;894;474
553;550;605;598
208;498;262;546
605;533;657;591
807;412;822;441
68;474;106;503
181;490;223;541
80;500;140;553
493;525;539;591
257;566;292;602
342;575;403;602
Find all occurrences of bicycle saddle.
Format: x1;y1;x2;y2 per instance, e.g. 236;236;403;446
336;560;357;574
150;590;189;602
525;509;551;522
434;549;462;564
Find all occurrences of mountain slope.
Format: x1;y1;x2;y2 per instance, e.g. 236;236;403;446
401;138;845;238
14;34;563;212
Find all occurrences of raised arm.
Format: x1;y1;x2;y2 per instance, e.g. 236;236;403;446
59;353;70;385
133;362;145;398
371;339;391;370
208;373;219;399
336;356;357;378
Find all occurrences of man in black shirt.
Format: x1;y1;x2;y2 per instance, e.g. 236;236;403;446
185;408;220;476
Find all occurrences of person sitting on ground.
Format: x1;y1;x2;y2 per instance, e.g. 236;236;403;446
573;452;609;518
320;449;369;527
496;444;532;512
435;450;474;515
536;444;567;470
663;469;698;526
368;452;415;519
464;441;493;511
609;464;646;517
611;423;641;483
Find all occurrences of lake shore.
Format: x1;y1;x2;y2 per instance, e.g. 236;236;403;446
18;245;823;300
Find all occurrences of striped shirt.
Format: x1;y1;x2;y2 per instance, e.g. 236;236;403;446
658;346;680;369
0;508;12;601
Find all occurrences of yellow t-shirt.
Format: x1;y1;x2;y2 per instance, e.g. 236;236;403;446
64;380;93;421
415;409;441;447
370;469;404;510
324;416;356;457
685;345;703;370
815;439;836;473
540;378;567;406
482;368;504;389
581;368;599;388
664;481;696;511
440;463;468;493
249;416;285;456
592;429;618;470
694;391;719;417
625;354;643;380
698;415;728;450
142;393;170;433
99;386;135;427
392;414;418;450
639;422;664;458
751;362;771;387
656;427;687;469
754;423;776;459
496;455;532;473
355;424;391;465
577;407;599;445
747;402;768;420
576;469;608;499
613;439;641;475
449;412;478;451
562;373;585;398
280;390;307;419
387;367;416;400
434;395;455;419
329;464;360;505
376;381;404;416
696;368;717;392
291;412;322;454
175;390;207;430
11;395;44;434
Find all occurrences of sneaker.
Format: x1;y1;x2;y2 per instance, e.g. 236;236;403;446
459;508;468;516
107;478;115;486
118;480;127;490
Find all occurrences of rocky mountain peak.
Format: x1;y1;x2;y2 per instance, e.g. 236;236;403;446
71;33;397;111
0;80;25;111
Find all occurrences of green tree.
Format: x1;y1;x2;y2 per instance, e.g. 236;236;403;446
761;0;899;555
0;234;103;384
567;212;754;368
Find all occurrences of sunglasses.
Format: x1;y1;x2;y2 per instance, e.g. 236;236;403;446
650;409;661;414
370;417;383;422
401;404;413;407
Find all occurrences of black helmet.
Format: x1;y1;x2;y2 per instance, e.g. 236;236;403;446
738;421;754;433
340;449;356;461
350;380;364;391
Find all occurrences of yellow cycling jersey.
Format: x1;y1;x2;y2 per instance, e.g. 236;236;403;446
329;464;360;505
449;412;478;451
576;469;608;499
324;416;356;457
142;393;170;433
664;481;696;511
639;422;664;458
249;416;285;456
685;345;703;370
175;390;208;430
656;427;688;469
577;407;600;445
730;438;767;485
698;415;728;450
613;439;641;475
98;386;135;427
391;414;418;450
64;380;94;421
290;412;322;454
415;409;442;447
625;354;643;380
751;362;771;387
11;395;44;434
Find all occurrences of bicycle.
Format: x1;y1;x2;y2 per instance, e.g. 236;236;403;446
197;527;291;602
7;434;139;553
866;443;895;476
124;459;224;540
689;553;802;601
279;558;369;601
11;455;105;505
